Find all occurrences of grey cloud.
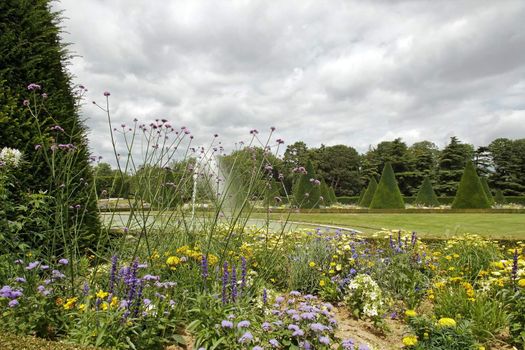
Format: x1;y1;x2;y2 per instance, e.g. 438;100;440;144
52;0;525;166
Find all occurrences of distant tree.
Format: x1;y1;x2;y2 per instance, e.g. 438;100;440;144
488;138;525;195
414;177;440;207
402;141;440;195
358;177;377;208
283;141;313;193
474;146;492;178
480;177;495;206
370;162;405;209
436;137;474;196
315;144;361;196
293;160;321;209
451;161;491;209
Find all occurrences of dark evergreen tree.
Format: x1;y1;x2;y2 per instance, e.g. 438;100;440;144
0;0;100;251
488;138;525;195
414;177;440;207
293;160;321;209
319;179;332;206
451;161;491;209
370;162;405;209
480;177;495;206
436;137;474;196
358;177;377;208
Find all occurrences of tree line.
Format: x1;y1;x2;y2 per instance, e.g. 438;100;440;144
93;135;525;205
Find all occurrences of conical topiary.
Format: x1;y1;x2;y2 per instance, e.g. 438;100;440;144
293;160;321;209
329;186;338;204
414;177;440;207
357;189;365;205
480;177;495;205
358;178;377;208
451;161;491;209
494;189;506;205
320;179;332;206
370;162;405;209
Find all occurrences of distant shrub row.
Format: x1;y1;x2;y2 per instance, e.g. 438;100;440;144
337;196;525;206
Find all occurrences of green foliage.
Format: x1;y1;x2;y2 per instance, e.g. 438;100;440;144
437;237;501;282
494;189;506;204
489;138;525;195
328;186;337;204
407;316;478;350
370;162;405;209
414;177;440;207
0;0;100;247
480;177;495;205
319;179;333;206
313;144;361;196
287;238;334;292
437;137;474;196
0;333;103;350
293;160;321;209
500;289;525;348
433;287;508;343
452;161;491;209
372;247;431;309
358;177;377;208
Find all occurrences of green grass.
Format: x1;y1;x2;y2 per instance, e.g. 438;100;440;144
252;212;525;240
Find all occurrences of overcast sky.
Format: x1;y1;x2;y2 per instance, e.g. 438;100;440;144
53;0;525;163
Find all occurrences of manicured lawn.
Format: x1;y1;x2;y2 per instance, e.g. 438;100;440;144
252;212;525;240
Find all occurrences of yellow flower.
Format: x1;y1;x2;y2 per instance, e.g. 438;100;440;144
166;256;181;268
110;296;119;308
405;309;417;317
402;335;418;346
309;261;316;268
101;302;109;311
438;318;457;327
63;297;78;310
518;279;525;288
336;263;342;271
96;290;109;299
78;303;86;312
319;280;326;287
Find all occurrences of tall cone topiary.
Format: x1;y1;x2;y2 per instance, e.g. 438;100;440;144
451;161;491;209
320;179;332;206
370;162;405;209
359;178;377;208
357;189;365;205
480;177;495;206
494;189;506;205
414;177;440;207
293;160;321;209
329;186;337;204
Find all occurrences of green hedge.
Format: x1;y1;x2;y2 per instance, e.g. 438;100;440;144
337;196;525;206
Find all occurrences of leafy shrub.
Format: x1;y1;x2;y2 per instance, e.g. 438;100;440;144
433;285;508;343
370;162;405;209
452;161;491;209
406;315;478;350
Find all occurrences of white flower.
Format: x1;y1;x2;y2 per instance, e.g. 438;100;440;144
0;147;22;168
